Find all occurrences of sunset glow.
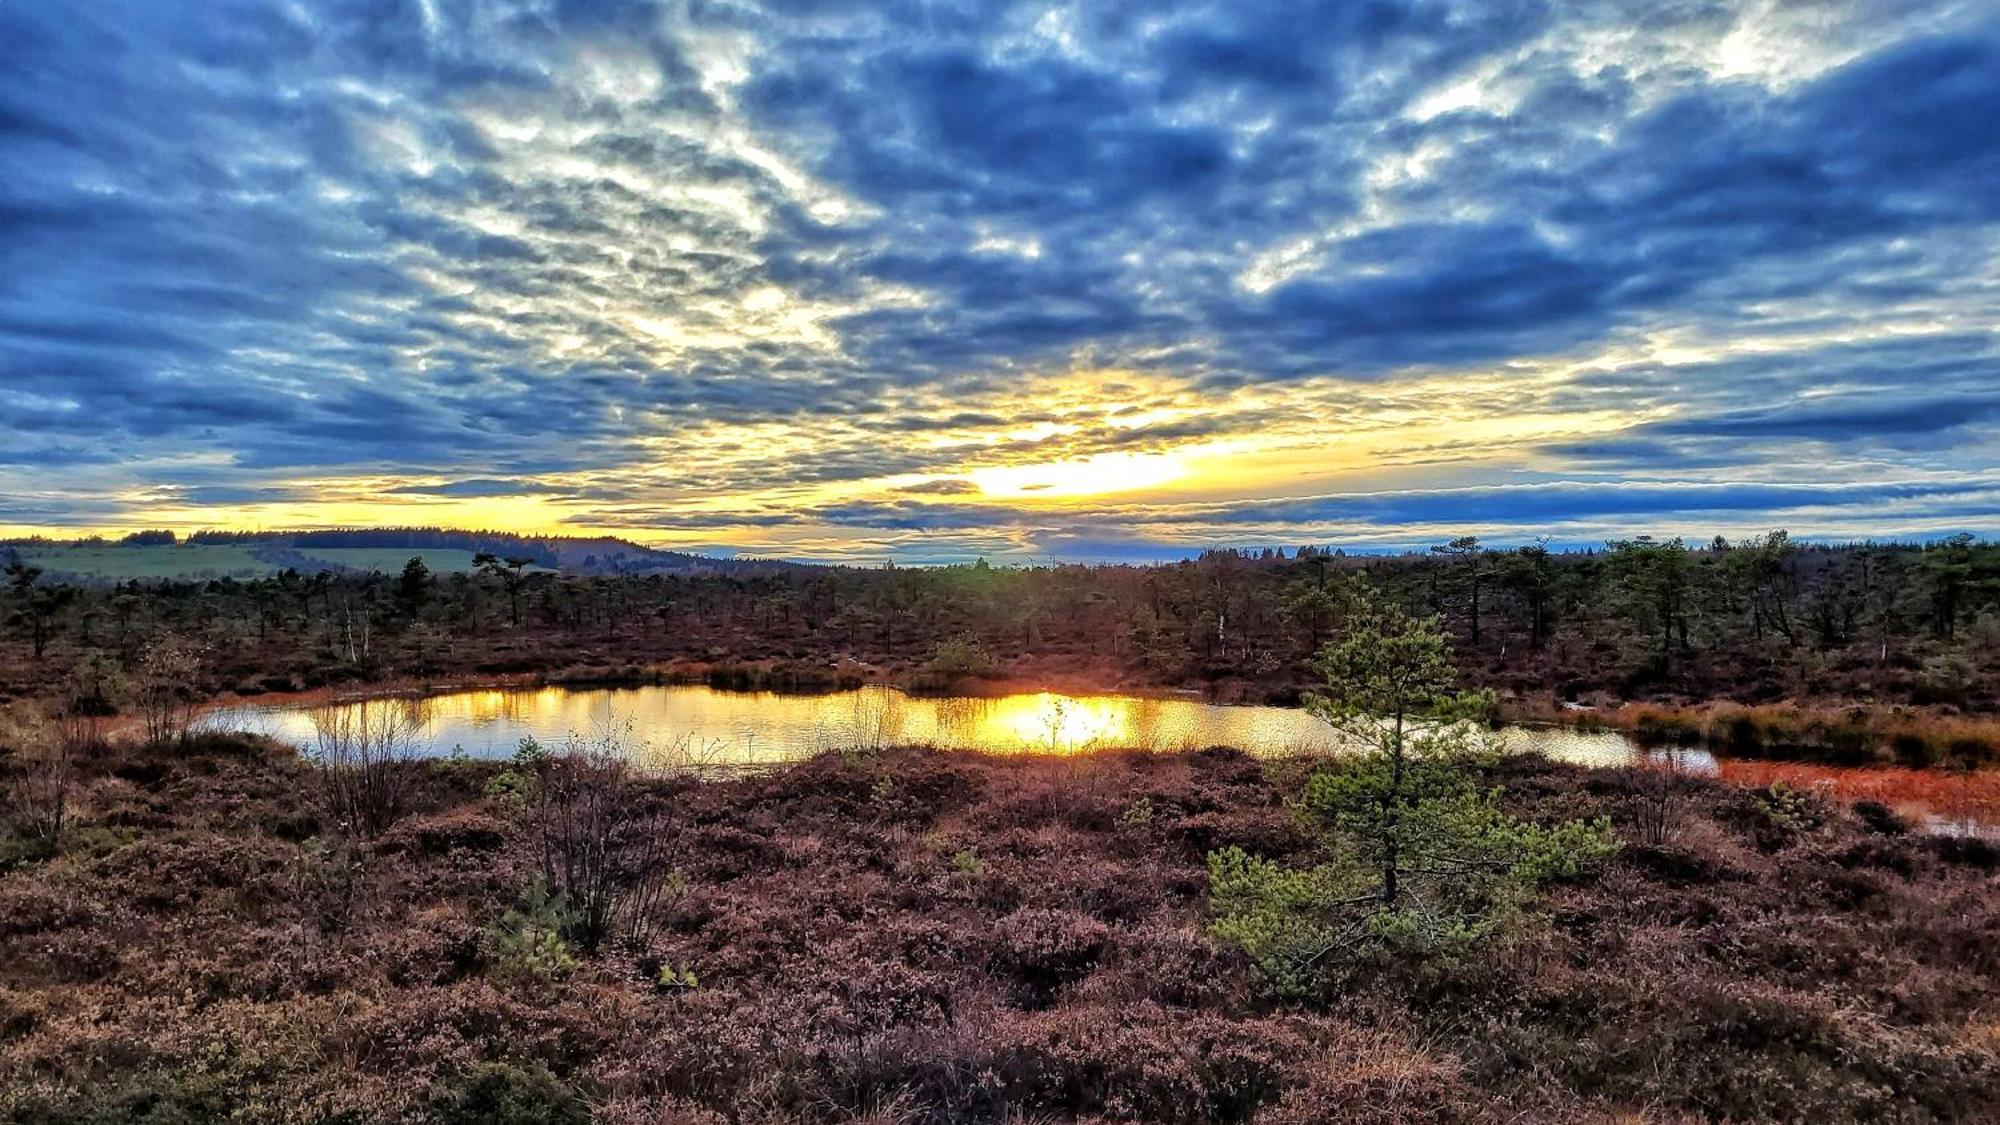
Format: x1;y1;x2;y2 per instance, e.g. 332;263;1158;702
2;2;1996;560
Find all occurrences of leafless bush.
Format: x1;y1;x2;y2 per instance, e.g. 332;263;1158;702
3;706;74;858
650;731;735;779
528;723;677;954
309;699;426;837
1631;747;1698;847
136;639;205;748
292;837;366;949
55;705;107;759
847;686;908;752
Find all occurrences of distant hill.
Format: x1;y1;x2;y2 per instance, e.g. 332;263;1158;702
0;529;804;582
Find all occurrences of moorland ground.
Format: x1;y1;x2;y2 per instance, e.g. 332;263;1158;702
2;734;1998;1124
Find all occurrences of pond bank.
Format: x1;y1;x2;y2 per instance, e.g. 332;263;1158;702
205;681;2000;837
1505;698;2000;769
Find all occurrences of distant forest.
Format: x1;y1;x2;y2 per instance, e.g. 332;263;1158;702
4;530;1996;719
0;527;791;578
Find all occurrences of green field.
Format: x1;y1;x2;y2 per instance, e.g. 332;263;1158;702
13;545;492;581
288;548;488;575
16;545;272;580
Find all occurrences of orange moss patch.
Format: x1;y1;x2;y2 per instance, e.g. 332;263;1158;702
1717;759;2000;834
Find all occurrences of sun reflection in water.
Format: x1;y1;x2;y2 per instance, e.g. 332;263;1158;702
214;683;1650;770
977;693;1133;752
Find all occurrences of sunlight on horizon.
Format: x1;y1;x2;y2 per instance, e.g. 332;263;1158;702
3;0;1995;560
964;450;1193;500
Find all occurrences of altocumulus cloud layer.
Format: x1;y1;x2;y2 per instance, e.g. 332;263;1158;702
1;0;1997;560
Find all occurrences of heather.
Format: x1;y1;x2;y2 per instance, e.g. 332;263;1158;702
3;731;1997;1123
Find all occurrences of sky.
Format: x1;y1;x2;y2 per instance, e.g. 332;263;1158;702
2;0;1997;563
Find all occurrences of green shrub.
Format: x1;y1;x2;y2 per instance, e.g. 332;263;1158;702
1209;593;1618;996
489;879;578;981
929;633;996;678
1756;781;1829;837
483;768;536;806
656;963;700;991
432;1062;588;1125
1208;847;1373;996
511;736;551;767
1119;796;1156;829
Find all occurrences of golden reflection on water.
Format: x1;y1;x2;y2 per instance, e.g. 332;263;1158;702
943;693;1165;753
214;683;1648;768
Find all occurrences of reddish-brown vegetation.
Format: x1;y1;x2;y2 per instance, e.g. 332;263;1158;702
1515;699;2000;768
3;735;1997;1122
1715;759;2000;837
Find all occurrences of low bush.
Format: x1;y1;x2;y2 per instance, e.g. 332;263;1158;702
994;906;1111;998
432;1062;589;1125
488;879;579;981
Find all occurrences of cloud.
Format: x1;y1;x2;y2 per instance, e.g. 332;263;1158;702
387;478;559;499
894;479;980;496
1;0;1996;555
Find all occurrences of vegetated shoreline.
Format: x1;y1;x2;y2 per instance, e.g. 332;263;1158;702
196;660;1199;712
181;663;1218;743
1514;696;2000;769
2;733;1996;1123
190;677;2000;841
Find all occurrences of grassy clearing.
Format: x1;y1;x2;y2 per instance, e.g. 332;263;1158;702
11;545;487;580
291;547;486;574
15;545;271;580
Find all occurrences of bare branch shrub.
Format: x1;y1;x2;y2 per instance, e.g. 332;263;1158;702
644;731;735;779
136;639;205;749
309;698;426;837
292;837;367;951
1631;747;1699;847
847;686;908;753
3;706;74;860
526;723;677;954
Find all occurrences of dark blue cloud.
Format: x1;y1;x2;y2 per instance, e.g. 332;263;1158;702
389;478;562;498
1653;395;2000;442
571;477;2000;559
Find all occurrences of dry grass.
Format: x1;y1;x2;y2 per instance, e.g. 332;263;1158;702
1717;759;2000;835
1514;698;2000;768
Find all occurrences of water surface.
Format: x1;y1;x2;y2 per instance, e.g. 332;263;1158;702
210;682;1658;770
206;683;2000;837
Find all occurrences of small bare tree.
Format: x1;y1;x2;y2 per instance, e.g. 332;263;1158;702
136;639;205;749
309;698;425;837
527;724;676;954
4;706;76;859
847;687;906;752
1631;747;1699;848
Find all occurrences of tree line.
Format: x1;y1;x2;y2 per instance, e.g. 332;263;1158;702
3;532;1996;712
